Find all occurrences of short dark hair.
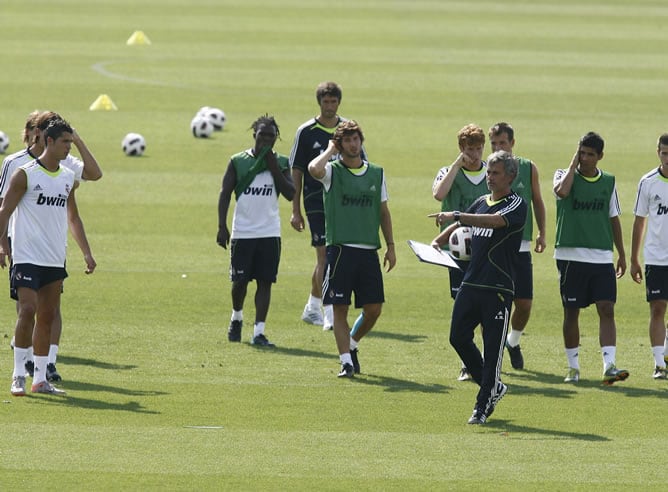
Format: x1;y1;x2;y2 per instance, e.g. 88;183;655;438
35;111;62;131
579;131;604;154
332;120;364;148
44;118;73;144
489;122;514;141
657;133;668;149
316;81;342;104
250;114;280;138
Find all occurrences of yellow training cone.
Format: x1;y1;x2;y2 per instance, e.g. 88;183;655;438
89;94;118;111
127;30;151;45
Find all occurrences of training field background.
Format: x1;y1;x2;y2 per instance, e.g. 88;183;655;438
1;0;667;489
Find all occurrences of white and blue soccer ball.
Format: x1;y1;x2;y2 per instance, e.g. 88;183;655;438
0;131;10;154
448;226;472;261
122;132;146;156
191;115;214;138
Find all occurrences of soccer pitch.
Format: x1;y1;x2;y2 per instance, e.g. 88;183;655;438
0;0;667;489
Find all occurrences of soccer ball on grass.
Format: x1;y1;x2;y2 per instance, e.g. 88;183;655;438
191;116;214;138
121;133;146;156
448;226;472;261
202;107;226;131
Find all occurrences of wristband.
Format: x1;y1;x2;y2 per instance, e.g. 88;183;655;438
453;211;461;222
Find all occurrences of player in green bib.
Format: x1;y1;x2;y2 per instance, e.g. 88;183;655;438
308;120;396;378
553;131;628;386
432;123;487;382
489;122;547;371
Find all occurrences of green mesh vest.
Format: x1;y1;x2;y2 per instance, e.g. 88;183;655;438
512;157;534;242
555;171;615;250
324;161;383;248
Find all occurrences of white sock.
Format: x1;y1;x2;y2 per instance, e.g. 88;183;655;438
350;337;358;350
308;294;321;310
602;346;616;371
664;331;668;358
33;355;48;385
231;310;243;322
340;353;352;365
13;347;28;378
565;347;579;370
652;346;664;367
27;345;33;362
48;344;59;365
507;329;522;348
323;304;333;326
254;322;265;338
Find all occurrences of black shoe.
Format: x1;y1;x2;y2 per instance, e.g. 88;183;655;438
228;320;242;342
350;348;360;374
24;360;34;378
338;363;354;378
506;342;524;370
46;363;62;382
467;408;486;425
251;334;275;347
485;382;508;419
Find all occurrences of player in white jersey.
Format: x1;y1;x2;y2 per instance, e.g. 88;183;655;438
0;119;92;395
1;111;100;383
631;133;668;379
217;115;295;347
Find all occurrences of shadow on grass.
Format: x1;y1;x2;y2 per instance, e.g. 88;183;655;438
57;355;137;371
349;373;450;394
506;368;668;399
29;394;160;414
364;331;429;343
62;380;168;397
247;344;332;360
483;419;610;441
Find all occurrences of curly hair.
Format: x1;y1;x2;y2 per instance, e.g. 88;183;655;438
457;123;485;148
250;114;280;138
332;120;364;148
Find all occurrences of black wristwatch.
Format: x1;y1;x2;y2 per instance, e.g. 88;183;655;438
453;211;461;223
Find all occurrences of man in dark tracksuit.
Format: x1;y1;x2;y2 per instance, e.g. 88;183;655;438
431;150;527;424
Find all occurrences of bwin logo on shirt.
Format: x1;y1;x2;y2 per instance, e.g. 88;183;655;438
657;203;668;215
244;184;274;197
36;193;67;207
472;225;493;237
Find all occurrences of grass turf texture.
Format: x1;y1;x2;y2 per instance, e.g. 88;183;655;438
1;0;667;489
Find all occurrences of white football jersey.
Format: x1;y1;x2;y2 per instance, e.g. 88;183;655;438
634;167;668;265
231;155;282;239
12;161;75;267
0;149;83;240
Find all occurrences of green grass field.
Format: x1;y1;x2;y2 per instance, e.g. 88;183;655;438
1;0;667;489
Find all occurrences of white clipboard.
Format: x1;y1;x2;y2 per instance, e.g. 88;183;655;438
407;240;461;269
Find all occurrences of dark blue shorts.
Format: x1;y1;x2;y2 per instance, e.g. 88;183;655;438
513;251;533;300
229;237;281;283
323;245;384;308
557;260;616;308
12;263;67;294
645;264;668;302
305;211;326;247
